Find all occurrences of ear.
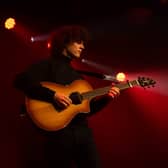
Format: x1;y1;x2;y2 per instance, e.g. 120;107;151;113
62;48;68;56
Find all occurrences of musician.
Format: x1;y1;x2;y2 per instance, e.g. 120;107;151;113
14;25;120;168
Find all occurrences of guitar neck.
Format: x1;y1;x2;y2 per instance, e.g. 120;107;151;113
81;80;140;100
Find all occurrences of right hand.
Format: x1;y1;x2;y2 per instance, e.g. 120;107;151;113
53;93;72;108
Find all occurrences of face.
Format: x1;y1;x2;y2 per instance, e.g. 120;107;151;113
63;41;85;58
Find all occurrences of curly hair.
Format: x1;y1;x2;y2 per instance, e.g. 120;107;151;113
48;25;90;56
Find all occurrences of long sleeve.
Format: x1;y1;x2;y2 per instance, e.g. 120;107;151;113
13;60;55;103
89;95;111;116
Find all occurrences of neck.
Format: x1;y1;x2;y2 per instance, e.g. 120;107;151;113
62;50;73;59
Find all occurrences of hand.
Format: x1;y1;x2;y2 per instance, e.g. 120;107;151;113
53;93;72;108
108;86;120;98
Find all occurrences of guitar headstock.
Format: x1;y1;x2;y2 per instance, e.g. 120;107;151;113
138;76;156;88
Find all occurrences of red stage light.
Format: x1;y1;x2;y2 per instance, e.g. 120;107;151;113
47;42;51;48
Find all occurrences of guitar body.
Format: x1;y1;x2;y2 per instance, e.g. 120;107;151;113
25;80;93;131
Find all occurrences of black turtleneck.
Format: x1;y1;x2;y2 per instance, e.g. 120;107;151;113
14;55;81;102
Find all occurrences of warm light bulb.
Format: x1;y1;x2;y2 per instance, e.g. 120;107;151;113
116;72;126;82
5;18;16;29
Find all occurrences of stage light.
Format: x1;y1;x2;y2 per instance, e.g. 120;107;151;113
30;37;34;42
116;72;126;82
47;42;51;48
30;34;50;42
5;17;16;29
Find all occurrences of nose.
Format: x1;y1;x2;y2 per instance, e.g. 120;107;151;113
80;43;85;49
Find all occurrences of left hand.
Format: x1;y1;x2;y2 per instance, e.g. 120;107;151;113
108;86;120;98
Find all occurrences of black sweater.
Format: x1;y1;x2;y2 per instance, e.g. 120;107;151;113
14;54;111;126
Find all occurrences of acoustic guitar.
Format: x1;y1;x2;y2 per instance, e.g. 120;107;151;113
25;77;156;131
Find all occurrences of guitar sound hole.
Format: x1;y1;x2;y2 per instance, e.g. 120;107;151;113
69;92;83;105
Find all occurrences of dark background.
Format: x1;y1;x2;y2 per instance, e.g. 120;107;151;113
0;0;168;167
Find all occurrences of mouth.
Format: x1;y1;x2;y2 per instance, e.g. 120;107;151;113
76;51;81;55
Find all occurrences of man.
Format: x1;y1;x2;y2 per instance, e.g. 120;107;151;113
14;25;120;168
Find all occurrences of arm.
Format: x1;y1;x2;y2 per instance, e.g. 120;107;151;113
13;60;55;103
89;95;111;116
89;86;120;116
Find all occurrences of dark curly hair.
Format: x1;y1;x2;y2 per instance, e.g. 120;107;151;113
48;25;90;56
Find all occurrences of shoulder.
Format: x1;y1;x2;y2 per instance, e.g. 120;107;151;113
29;58;51;68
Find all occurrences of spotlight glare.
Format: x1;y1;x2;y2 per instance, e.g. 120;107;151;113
30;37;34;42
47;42;51;48
116;72;126;82
5;17;16;29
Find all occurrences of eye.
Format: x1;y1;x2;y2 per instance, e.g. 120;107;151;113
76;40;83;44
77;41;82;44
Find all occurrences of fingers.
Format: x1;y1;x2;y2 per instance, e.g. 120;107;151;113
108;87;120;98
54;93;72;108
60;95;72;106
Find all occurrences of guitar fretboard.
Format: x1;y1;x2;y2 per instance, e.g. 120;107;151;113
81;80;139;100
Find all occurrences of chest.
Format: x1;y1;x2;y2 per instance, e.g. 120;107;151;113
49;62;82;85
